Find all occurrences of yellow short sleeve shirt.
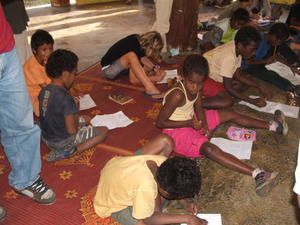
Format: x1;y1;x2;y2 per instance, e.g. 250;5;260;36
94;155;167;220
204;41;242;83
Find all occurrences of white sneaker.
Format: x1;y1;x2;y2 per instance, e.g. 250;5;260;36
15;177;56;205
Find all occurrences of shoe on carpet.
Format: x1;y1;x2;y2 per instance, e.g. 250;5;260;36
15;176;56;205
273;110;288;135
255;171;279;197
0;206;6;221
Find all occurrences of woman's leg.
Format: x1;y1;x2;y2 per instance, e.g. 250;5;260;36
120;52;162;95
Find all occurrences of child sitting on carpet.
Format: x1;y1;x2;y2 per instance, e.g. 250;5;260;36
39;49;108;162
202;26;269;109
23;29;54;117
202;7;250;50
94;134;207;225
243;23;300;105
156;54;288;197
101;31;165;100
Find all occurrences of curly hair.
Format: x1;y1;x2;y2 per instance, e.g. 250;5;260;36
139;31;163;61
156;157;201;200
269;23;290;41
234;26;261;46
31;29;54;51
46;49;78;79
182;54;209;79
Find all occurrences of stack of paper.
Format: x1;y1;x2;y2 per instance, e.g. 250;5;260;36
157;69;179;84
79;94;97;111
210;138;253;160
90;111;133;130
182;214;222;225
265;62;300;85
239;96;299;119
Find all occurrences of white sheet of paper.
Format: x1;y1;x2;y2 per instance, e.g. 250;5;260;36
90;111;133;130
157;69;179;84
210;138;252;160
79;94;97;110
265;62;300;85
182;214;222;225
278;8;290;23
239;95;299;119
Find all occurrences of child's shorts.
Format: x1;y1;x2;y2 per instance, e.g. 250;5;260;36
163;110;220;158
102;59;125;80
203;78;226;97
43;117;100;161
111;206;136;225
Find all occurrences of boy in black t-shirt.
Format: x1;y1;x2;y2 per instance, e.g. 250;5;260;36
39;49;108;162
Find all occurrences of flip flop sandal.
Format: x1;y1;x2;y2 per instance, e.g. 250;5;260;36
144;91;164;102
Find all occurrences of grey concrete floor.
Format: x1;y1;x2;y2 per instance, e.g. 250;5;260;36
26;1;300;225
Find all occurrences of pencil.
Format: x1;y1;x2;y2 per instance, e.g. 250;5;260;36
273;45;277;56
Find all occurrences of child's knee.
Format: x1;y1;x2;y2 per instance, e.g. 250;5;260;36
124;51;138;60
159;134;174;151
97;126;108;139
200;142;216;157
223;95;233;108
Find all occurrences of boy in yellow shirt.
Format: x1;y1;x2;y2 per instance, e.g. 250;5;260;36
94;134;207;225
23;29;53;117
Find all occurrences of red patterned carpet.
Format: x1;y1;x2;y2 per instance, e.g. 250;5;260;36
0;63;175;224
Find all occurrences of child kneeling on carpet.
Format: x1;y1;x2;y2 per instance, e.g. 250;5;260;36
156;54;288;196
39;49;108;162
101;31;166;100
94;134;208;225
23;29;54;117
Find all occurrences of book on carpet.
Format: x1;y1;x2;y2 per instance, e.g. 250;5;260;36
108;92;133;105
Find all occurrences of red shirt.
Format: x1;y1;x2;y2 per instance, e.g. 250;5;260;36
0;4;15;54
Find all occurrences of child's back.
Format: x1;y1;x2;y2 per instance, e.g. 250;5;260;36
39;84;77;141
39;49;108;162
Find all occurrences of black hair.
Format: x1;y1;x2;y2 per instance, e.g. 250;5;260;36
239;0;251;2
46;49;78;79
156;157;201;200
231;8;250;23
182;54;209;79
234;26;261;46
269;23;290;41
30;29;54;51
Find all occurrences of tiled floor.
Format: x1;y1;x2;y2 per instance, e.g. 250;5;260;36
27;0;219;71
27;0;157;71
